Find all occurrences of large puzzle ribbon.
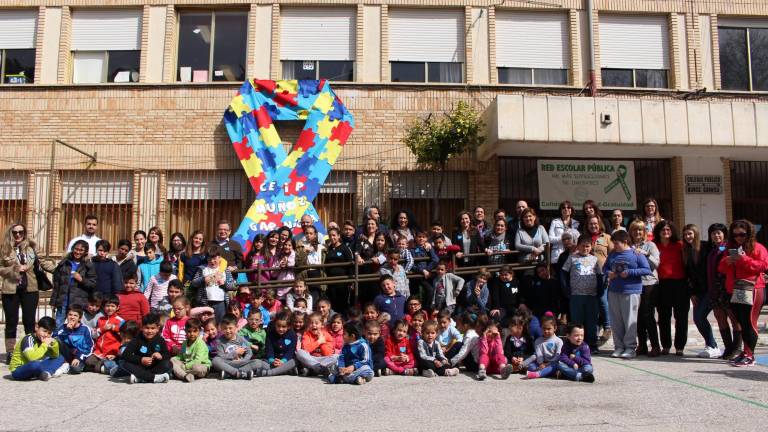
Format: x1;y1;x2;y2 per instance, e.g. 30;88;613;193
223;79;354;255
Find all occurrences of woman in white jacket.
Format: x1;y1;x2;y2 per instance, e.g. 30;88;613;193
548;200;580;263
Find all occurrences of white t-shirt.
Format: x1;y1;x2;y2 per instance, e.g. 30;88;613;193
67;234;101;256
203;266;225;302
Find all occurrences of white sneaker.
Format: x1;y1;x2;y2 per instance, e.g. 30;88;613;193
611;349;623;358
128;374;138;384
422;369;437;378
699;346;722;359
620;349;636;359
53;363;70;377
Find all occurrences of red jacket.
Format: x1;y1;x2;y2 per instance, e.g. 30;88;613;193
385;335;414;361
118;290;149;324
162;316;189;351
93;314;125;358
718;242;768;294
327;327;344;354
301;329;334;357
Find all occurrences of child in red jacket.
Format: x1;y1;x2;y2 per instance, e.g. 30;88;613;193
162;297;190;355
84;294;125;372
385;320;416;376
117;276;149;324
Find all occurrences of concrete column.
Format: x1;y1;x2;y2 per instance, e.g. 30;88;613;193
56;6;70;84
251;4;273;80
39;6;61;84
143;5;167;83
31;171;52;254
471;7;489;84
360;5;381;82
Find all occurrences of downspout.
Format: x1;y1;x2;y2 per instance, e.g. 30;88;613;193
587;0;597;96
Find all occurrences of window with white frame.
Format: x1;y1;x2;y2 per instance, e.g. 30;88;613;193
599;15;670;88
281;8;355;81
718;18;768;91
496;11;569;85
389;9;464;83
71;9;142;84
0;9;37;84
177;11;247;82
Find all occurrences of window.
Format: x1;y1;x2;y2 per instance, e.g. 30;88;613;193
280;8;355;81
0;171;27;229
0;9;37;84
177;11;247;82
71;9;142;83
495;11;569;86
59;171;133;253
719;19;768;91
599;15;670;88
389;9;465;83
389;171;468;228
313;171;356;226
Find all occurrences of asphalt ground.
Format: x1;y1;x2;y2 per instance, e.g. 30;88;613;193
1;313;766;432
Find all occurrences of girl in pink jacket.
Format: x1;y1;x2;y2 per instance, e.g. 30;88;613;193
476;320;508;381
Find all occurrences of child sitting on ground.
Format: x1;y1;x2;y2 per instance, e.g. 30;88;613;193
409;310;427;356
227;302;247;330
239;309;267;359
286;279;313;312
328;323;374;385
262;311;298;377
103;320;139;377
449;312;480;371
213;313;266;380
171;318;211;382
558;324;595;383
122;313;172;384
9;316;67;381
162;297;190;355
385;319;417;376
503;314;534;375
327;313;344;354
85;295;125;372
526;315;563;380
437;309;463;358
292;311;306;351
364;320;387;376
317;299;334;325
55;304;94;374
203;318;218;359
476;320;509;381
295;312;337;376
418;320;459;378
363;303;390;342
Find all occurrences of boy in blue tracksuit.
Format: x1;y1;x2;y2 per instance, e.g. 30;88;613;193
55;304;94;374
328;323;374;385
602;230;651;359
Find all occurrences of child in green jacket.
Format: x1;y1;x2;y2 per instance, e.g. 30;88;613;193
238;309;267;359
170;318;211;382
10;317;68;381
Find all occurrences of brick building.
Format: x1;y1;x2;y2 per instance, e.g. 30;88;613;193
0;0;767;255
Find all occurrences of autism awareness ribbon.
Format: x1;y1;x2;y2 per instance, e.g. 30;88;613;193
223;79;354;254
603;164;631;200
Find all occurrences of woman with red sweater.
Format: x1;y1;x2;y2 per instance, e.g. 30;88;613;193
654;220;688;356
718;219;768;367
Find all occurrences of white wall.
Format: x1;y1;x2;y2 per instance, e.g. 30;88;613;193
682;156;727;230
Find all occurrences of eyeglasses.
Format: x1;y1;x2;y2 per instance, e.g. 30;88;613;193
561;206;572;209
11;230;25;235
733;233;748;238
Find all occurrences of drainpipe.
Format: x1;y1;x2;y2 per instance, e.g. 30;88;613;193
587;0;597;96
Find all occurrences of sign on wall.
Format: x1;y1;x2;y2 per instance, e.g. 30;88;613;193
223;79;354;254
537;160;637;210
685;175;722;194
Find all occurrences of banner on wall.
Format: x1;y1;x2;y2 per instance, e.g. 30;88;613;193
223;79;354;254
537;160;637;210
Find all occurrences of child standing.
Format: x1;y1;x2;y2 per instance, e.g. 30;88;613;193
117;275;150;324
295;312;338;376
526;316;562;379
364;321;387;376
374;276;406;326
154;279;184;318
9;316;67;381
121;313;172;384
385;320;417;376
561;237;602;351
213;314;267;380
557;324;595;383
239;309;267;359
461;269;490;314
55;304;94;374
145;261;177;312
409;231;439;304
170;318;211;382
503;314;534;375
379;249;410;297
418;320;460;377
328;323;374;385
85;295;125;372
286;279;313;312
162;297;190;355
245;293;271;329
137;246;163;293
82;292;104;338
430;263;465;315
476;320;508;381
263;288;283;320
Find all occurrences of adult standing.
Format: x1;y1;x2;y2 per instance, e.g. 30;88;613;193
683;224;719;359
0;223;53;362
452;211;484;268
209;220;244;273
389;210;420;246
474;206;491;238
484;218;513;266
654;220;688;356
514;208;549;265
509;200;528;239
66;215;101;256
358;205;388;235
294;215;325;246
549;200;580;263
324;228;354;313
147;226;168;257
705;224;742;359
180;230;207;284
718;219;768;367
628;220;661;357
609;209;626;234
585;215;613;343
133;230;148;265
640;198;663;241
355;218;381;306
581;200;603;228
167;232;186;276
50;240;97;327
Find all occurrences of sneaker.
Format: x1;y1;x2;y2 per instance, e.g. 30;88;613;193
476;368;487;381
108;367;118;377
601;329;612;343
660;348;670;356
355;376;366;385
729;353;746;365
732;356;755;367
445;368;460;376
327;374;337;384
648;348;661;357
422;369;437;378
5;352;11;364
365;374;373;382
128;374;138;384
726;350;743;361
675;349;684;357
99;364;106;374
382;368;391;376
53;363;70;378
245;370;254;380
526;371;539;379
620;349;636;359
184;373;195;383
581;372;595;383
698;346;722;359
299;368;310;377
155;373;170;383
501;364;514;380
38;372;52;381
219;370;228;380
404;368;416;376
611;349;623;358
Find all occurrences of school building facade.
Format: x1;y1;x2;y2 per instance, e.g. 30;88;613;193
0;0;767;255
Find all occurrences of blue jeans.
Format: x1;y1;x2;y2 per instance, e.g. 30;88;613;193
55;307;66;328
570;295;599;348
103;359;130;377
557;361;594;381
340;365;374;384
11;356;65;380
599;290;611;329
527;361;556;377
693;296;717;348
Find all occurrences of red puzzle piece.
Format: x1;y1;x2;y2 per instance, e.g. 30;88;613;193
233;136;254;160
330;121;353;143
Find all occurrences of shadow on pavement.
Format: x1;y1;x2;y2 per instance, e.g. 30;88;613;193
694;368;768;381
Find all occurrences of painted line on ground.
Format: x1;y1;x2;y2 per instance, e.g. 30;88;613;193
599;358;768;410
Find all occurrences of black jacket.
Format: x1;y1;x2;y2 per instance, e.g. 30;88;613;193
50;256;97;308
451;230;485;267
122;333;171;365
489;277;523;313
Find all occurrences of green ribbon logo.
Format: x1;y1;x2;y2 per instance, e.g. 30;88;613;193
604;164;631;200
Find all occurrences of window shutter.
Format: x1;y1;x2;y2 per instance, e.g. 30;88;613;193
0;172;27;200
389;9;465;62
71;9;142;51
167;171;244;200
61;171;132;204
281;8;356;61
599;15;670;69
496;11;569;69
390;172;468;199
0;9;37;49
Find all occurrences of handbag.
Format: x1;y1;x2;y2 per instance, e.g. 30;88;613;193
33;257;52;291
730;267;757;306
